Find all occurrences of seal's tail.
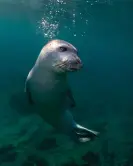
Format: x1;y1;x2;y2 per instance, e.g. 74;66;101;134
73;124;99;143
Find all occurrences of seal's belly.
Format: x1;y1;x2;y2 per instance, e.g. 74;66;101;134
30;81;67;111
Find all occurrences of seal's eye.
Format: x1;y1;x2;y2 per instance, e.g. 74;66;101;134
59;47;67;52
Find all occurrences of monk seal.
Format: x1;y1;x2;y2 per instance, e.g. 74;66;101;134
25;39;99;143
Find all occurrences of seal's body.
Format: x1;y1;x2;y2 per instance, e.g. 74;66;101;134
25;39;99;143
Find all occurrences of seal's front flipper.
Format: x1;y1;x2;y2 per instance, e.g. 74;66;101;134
66;87;76;108
24;80;34;105
73;124;99;143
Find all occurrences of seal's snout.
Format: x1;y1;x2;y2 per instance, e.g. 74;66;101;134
69;56;83;71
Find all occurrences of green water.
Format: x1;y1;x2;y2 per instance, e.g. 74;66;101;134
0;0;133;165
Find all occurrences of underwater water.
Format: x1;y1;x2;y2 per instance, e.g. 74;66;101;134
0;0;133;165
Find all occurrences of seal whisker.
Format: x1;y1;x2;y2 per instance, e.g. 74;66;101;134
55;61;69;69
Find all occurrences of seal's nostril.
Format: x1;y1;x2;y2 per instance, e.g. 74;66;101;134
73;60;80;65
75;61;79;64
76;58;81;64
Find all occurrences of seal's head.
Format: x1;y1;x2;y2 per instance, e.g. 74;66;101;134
37;39;83;73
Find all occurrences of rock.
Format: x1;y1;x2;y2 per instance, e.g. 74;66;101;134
62;160;79;166
82;151;101;166
37;137;58;151
23;154;49;166
0;144;15;155
22;161;35;166
1;152;17;162
0;144;17;164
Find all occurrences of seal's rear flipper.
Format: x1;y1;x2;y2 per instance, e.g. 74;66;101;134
73;124;99;143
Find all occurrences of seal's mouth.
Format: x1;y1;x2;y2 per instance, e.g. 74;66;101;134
55;58;83;72
68;63;83;71
68;58;83;71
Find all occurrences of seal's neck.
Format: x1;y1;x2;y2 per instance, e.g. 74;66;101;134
31;65;67;85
